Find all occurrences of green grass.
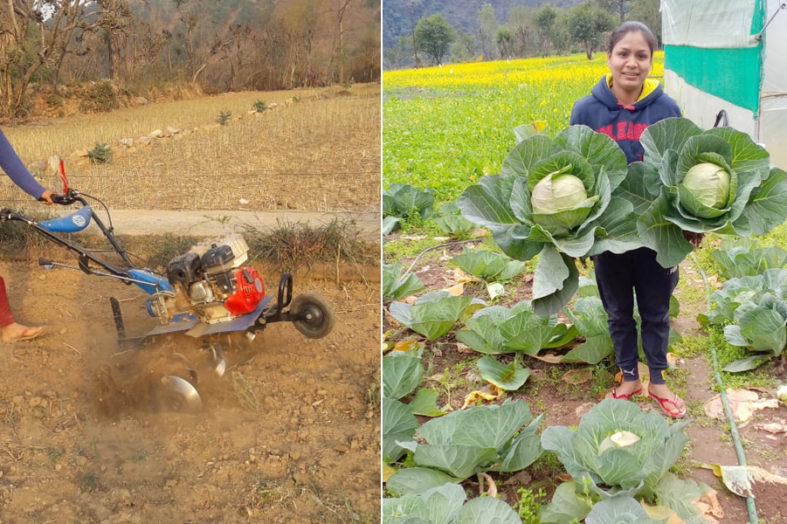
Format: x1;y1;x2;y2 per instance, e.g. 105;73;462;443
707;327;778;390
671;334;710;359
383;53;665;203
756;222;787;251
515;486;548;524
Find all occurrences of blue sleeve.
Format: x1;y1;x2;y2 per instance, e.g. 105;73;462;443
0;126;46;200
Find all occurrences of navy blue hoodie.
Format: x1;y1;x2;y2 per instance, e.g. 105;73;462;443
0;126;45;199
570;75;681;164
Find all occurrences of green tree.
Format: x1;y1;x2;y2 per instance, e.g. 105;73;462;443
496;28;513;58
384;35;414;69
508;6;537;57
550;11;573;55
628;0;661;45
535;4;558;56
595;0;629;24
478;3;498;60
568;2;615;59
450;31;477;63
414;13;455;65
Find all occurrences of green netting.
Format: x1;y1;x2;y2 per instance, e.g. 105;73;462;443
664;46;762;113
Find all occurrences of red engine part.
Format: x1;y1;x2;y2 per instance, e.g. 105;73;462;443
224;267;265;315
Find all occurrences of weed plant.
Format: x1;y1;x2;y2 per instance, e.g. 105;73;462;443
243;218;374;270
79;80;119;113
87;143;112;164
216;110;232;125
515;487;547;524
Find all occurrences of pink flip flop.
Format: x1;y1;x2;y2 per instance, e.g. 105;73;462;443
606;387;642;401
650;391;686;418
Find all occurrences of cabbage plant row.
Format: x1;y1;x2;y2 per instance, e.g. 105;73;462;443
383;392;711;523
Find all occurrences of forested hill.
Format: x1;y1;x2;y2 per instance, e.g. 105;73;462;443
126;0;271;33
383;0;582;49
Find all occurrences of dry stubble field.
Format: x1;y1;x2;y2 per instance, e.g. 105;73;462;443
1;83;380;212
0;84;381;523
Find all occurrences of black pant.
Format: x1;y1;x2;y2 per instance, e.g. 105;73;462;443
593;248;678;385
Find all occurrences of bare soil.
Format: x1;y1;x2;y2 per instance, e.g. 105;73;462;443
0;258;380;523
384;238;787;522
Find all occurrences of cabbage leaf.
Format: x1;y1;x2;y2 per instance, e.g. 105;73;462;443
460;125;635;316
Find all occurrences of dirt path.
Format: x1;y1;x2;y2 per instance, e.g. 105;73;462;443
0;259;380;522
48;208;381;241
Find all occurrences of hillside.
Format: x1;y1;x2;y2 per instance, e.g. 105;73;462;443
382;0;582;49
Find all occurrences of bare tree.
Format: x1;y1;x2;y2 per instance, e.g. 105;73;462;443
94;0;133;80
0;0;89;116
333;0;352;84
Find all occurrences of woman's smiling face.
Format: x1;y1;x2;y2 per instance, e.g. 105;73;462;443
607;30;652;95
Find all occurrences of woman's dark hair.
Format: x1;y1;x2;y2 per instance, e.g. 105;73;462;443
607;21;657;56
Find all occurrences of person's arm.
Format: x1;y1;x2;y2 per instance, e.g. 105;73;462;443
0;126;47;200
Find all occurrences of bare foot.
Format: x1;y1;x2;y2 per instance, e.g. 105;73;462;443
605;379;643;400
648;383;686;418
1;323;45;343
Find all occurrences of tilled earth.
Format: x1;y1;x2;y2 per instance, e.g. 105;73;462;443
0;259;380;523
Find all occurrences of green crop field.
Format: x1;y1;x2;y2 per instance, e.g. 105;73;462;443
383;52;787;523
383;52;665;201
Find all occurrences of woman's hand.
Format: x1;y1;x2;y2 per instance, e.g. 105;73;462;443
683;231;704;248
39;189;54;205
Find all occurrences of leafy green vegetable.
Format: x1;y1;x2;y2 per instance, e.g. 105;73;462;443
628;117;787;268
706;268;787;371
541;398;690;497
384;262;426;302
584;496;661;524
680;162;731;216
385;469;460;497
390;400;542;486
383;183;436;234
383;352;425;400
531;168;599;234
434;201;476;237
707;269;787;326
561;296;614;364
409;388;448;417
455;301;579;357
722;295;786;372
710;241;787;279
450;248;526;282
541;399;708;523
459;125;635;316
389;291;473;341
383;397;419;463
477;356;530;391
539;481;593;523
455;306;511;354
383;483;523;524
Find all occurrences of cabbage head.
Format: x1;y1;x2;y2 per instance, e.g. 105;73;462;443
542;398;690;497
679;161;732;218
624;117;787;268
531;168;599;233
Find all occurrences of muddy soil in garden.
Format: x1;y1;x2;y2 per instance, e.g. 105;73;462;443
0;255;380;523
384;238;787;523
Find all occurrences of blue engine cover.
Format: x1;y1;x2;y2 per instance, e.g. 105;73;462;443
38;206;92;233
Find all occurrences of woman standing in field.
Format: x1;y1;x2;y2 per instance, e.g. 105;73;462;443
0;126;54;343
570;21;693;418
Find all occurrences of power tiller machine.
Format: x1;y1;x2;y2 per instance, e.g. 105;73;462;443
0;166;335;412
